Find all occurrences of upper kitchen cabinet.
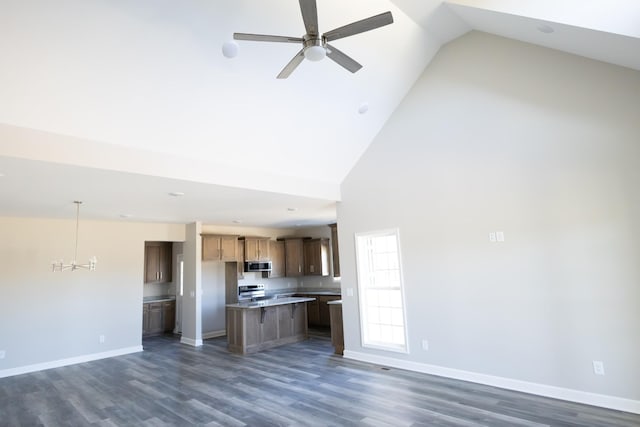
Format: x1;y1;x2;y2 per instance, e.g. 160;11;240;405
263;240;285;279
303;238;329;276
284;238;304;277
244;237;270;261
329;224;340;277
202;235;238;262
144;241;172;284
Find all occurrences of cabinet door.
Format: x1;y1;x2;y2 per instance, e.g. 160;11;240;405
244;238;258;261
244;238;270;261
202;236;220;260
145;242;172;283
304;239;329;276
284;239;304;277
257;238;270;261
265;240;285;278
219;236;238;262
144;243;161;283
148;303;163;334
159;243;172;283
163;301;175;333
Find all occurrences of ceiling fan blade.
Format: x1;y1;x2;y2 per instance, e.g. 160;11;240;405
277;49;305;79
326;44;362;73
234;33;303;43
299;0;319;36
324;11;393;42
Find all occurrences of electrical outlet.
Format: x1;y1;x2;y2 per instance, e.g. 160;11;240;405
99;335;105;344
0;350;5;359
421;340;429;351
593;360;605;375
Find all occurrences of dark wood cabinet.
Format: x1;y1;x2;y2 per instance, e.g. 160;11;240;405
303;238;329;276
162;301;175;332
226;303;308;354
144;242;172;284
142;300;175;337
295;294;340;328
148;302;163;334
284;238;304;277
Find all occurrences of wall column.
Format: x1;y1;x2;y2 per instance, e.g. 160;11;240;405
180;222;202;346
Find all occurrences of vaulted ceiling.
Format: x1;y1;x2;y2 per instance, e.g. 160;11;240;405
1;0;638;226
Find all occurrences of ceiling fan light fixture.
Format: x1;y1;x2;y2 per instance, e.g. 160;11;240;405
304;44;326;62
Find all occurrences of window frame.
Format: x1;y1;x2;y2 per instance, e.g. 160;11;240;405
354;228;409;353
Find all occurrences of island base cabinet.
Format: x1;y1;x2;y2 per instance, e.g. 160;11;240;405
226;303;309;354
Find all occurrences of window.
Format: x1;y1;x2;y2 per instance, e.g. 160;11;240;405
355;229;407;352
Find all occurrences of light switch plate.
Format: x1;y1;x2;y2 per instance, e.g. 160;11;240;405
489;232;496;242
496;231;505;242
0;350;5;359
346;288;354;297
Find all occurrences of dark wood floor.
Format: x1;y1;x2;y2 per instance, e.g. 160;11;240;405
1;334;638;426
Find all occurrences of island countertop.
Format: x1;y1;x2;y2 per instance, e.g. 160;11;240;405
226;296;315;309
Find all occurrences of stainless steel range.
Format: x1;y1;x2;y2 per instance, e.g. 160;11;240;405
238;284;265;301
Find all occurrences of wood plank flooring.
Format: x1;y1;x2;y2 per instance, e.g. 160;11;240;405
0;334;638;426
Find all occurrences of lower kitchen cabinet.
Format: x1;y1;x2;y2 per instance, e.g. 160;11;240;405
296;294;340;328
226;302;308;354
143;300;175;337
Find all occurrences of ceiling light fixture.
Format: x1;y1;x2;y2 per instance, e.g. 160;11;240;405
52;201;97;272
169;191;185;197
358;103;369;114
222;40;239;58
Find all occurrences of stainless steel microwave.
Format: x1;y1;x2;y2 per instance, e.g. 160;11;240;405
244;261;272;272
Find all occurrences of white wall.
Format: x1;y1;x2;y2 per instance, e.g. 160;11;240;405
0;217;184;375
338;31;640;410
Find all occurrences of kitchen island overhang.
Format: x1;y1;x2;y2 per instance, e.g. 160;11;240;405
226;297;316;354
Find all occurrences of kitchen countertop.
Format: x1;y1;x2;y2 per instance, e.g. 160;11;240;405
143;295;176;303
226;296;315;309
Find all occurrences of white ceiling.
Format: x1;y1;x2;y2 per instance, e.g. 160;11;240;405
1;0;638;227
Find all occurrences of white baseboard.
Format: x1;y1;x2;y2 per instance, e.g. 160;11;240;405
202;330;226;340
0;346;143;379
180;336;203;347
343;350;640;415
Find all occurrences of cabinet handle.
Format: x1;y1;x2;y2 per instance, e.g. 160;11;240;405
160;272;163;280
156;272;159;280
298;265;301;273
221;248;224;258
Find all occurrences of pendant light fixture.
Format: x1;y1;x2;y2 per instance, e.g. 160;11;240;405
52;201;97;272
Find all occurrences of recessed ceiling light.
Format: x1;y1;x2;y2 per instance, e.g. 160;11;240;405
358;103;369;114
287;207;298;212
120;214;133;219
222;40;239;58
536;24;554;34
232;219;243;224
168;192;185;197
0;172;5;177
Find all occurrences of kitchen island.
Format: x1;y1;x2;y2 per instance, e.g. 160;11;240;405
226;297;315;354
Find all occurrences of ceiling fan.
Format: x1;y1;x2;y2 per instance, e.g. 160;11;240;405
233;0;394;79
